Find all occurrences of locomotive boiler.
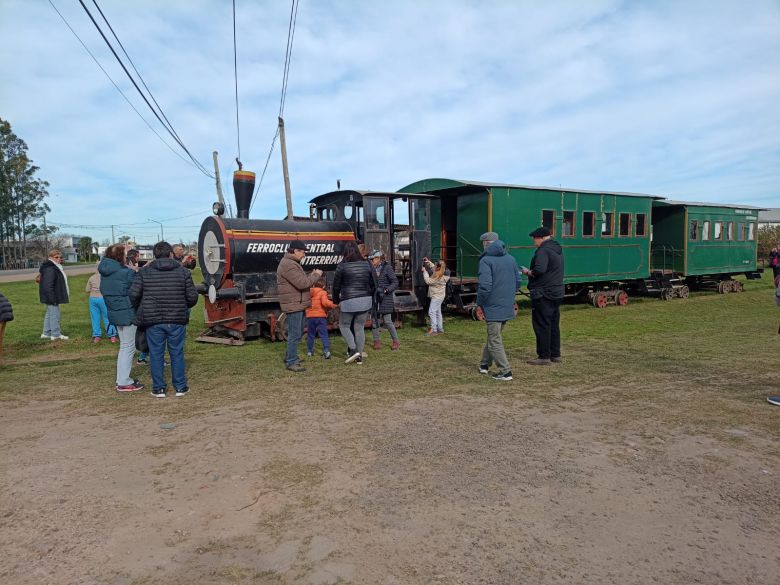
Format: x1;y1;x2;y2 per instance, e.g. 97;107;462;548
197;171;355;344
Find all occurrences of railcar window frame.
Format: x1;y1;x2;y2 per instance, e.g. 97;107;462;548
635;213;647;237
701;220;710;241
689;220;699;241
582;211;595;237
713;221;722;240
618;213;631;237
737;222;746;241
723;221;733;241
541;210;556;236
747;222;756;241
601;212;614;237
562;210;575;238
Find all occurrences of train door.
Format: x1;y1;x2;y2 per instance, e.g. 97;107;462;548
362;195;391;257
410;198;432;288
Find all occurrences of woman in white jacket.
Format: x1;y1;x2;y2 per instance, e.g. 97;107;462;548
422;258;450;336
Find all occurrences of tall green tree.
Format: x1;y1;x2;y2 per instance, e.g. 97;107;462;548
0;118;53;268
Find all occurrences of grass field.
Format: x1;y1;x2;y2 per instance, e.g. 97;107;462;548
1;271;778;584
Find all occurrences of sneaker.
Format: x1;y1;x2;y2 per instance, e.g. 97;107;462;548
361;352;368;358
151;389;166;398
437;330;444;335
323;351;331;360
478;364;489;374
286;363;305;372
307;351;314;357
175;387;189;397
109;337;118;343
526;358;551;366
40;334;51;339
768;396;780;406
345;349;360;364
136;358;148;365
391;340;400;351
116;381;144;392
50;335;69;341
425;329;437;337
491;371;513;381
355;355;363;365
373;340;381;350
550;356;562;363
92;337;101;343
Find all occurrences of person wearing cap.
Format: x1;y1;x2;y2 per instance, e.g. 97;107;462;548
369;250;401;350
276;240;323;372
522;227;565;365
476;231;521;381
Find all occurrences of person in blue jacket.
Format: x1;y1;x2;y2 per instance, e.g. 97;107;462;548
476;231;521;381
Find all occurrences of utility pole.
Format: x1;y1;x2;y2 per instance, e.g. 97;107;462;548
111;224;115;243
212;151;227;215
43;213;49;251
278;117;294;220
148;219;164;242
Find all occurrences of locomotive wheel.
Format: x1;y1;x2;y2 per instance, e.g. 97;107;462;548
661;288;674;301
275;313;288;341
471;306;485;321
679;285;690;299
616;291;629;306
592;293;608;308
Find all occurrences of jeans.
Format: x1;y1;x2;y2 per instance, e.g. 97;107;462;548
116;324;137;386
89;297;116;338
146;323;187;391
481;321;510;374
531;296;561;359
339;311;368;352
428;298;444;332
306;317;330;353
284;311;305;366
371;313;399;342
42;304;61;337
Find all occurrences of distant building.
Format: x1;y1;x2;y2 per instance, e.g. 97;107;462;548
758;208;780;229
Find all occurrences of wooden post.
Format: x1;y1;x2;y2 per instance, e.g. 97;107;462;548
212;151;227;216
0;321;6;355
278;117;294;220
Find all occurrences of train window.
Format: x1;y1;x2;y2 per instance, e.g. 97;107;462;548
723;222;733;240
701;221;710;240
542;210;556;235
635;213;647;237
319;205;337;221
619;213;631;237
747;222;756;241
365;198;387;230
582;211;595;237
689;220;699;241
601;212;613;237
562;211;575;237
737;223;746;241
713;222;722;240
343;204;353;220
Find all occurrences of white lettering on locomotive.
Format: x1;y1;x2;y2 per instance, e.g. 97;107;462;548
245;241;340;264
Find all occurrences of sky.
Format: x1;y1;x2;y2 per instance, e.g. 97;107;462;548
1;0;779;245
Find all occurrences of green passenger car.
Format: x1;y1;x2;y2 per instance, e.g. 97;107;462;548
651;200;761;293
398;178;664;307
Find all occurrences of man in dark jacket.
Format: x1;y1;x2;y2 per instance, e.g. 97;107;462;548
477;232;521;381
38;249;70;340
276;240;323;372
523;227;565;365
129;241;198;397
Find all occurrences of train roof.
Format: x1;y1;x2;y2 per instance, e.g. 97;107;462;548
309;189;439;205
656;200;766;210
399;178;666;199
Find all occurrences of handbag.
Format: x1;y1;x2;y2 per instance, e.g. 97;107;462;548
135;326;148;353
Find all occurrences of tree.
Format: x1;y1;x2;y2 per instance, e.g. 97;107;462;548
77;236;94;262
758;225;780;265
0;118;52;269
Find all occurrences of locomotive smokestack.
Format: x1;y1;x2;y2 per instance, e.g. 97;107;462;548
233;170;256;219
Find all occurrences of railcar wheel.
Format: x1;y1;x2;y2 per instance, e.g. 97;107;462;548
471;306;485;321
732;280;743;292
616;291;629;306
717;281;728;294
592;293;608;308
275;313;288;341
679;285;690;299
661;288;674;301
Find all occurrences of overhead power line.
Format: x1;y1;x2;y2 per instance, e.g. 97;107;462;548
250;0;300;214
73;0;214;178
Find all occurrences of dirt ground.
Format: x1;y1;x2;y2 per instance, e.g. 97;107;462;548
1;389;778;585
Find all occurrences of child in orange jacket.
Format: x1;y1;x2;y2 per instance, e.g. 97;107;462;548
306;279;337;359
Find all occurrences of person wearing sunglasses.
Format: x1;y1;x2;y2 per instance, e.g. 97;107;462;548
38;249;70;341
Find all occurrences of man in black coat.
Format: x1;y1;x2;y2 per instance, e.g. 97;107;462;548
38;249;70;340
522;227;564;365
129;241;198;398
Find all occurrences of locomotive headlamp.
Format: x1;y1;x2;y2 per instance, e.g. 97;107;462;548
213;201;225;216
